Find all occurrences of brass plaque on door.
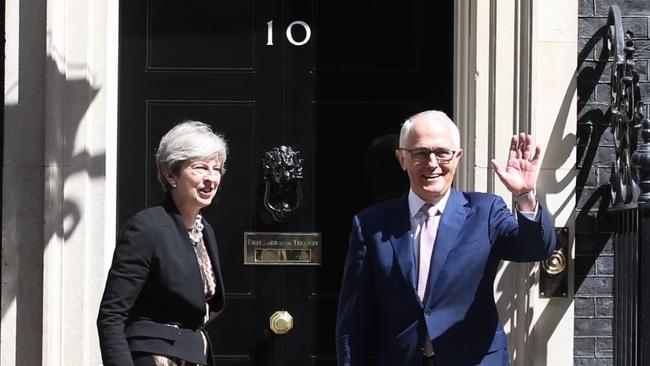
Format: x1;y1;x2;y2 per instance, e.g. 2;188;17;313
243;232;321;265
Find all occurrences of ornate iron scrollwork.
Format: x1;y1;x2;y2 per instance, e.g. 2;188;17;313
608;5;644;205
261;146;303;223
632;118;650;202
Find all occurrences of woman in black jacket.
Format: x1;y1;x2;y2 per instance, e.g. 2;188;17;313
98;120;227;366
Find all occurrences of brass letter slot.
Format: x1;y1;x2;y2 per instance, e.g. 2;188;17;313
244;232;321;266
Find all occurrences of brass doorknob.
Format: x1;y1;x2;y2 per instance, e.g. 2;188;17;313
270;311;293;335
542;250;567;275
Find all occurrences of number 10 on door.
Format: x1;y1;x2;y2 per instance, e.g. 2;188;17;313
267;20;312;46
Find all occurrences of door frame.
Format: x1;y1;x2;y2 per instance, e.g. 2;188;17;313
453;1;577;365
4;0;577;364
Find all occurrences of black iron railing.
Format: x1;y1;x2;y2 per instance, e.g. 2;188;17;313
606;5;650;366
610;205;650;366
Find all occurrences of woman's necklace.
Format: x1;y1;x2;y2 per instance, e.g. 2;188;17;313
188;214;204;247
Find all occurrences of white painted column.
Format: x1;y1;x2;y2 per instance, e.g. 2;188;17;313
454;0;576;365
42;0;119;364
3;0;118;365
526;1;577;365
2;1;47;365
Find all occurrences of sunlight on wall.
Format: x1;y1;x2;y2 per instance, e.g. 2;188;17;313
5;0;19;105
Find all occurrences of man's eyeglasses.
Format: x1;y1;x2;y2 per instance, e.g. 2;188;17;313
399;147;457;164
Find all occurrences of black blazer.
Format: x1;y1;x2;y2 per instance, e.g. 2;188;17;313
97;195;225;366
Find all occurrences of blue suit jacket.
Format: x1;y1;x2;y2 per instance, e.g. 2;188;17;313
335;189;555;366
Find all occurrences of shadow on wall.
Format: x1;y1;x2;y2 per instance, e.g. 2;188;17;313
493;24;613;366
2;46;101;364
574;22;613;284
495;63;577;363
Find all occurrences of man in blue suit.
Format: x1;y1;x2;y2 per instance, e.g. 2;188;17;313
336;111;555;366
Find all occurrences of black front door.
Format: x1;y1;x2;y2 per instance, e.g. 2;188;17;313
118;1;452;364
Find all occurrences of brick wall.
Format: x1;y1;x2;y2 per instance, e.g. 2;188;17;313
576;1;649;365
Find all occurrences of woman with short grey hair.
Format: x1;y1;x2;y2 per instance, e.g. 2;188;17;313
156;120;228;191
98;120;228;366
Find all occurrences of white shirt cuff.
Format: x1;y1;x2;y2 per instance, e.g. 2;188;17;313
517;202;540;222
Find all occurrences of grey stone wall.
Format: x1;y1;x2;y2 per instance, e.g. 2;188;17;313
576;1;649;365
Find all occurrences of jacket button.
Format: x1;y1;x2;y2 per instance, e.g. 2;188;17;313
424;308;432;316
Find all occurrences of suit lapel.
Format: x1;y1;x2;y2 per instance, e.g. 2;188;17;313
202;221;226;312
162;196;206;307
426;189;469;300
202;222;221;278
389;196;420;302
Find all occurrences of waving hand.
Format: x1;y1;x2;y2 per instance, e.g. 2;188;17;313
491;133;541;197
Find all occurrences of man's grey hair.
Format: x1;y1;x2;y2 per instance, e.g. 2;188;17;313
155;120;228;191
399;110;461;150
